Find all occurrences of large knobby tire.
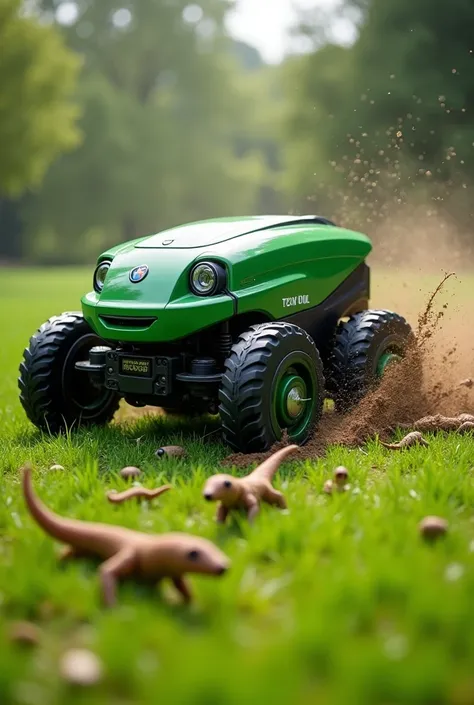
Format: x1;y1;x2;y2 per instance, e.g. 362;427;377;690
328;309;419;412
219;322;325;453
19;312;120;433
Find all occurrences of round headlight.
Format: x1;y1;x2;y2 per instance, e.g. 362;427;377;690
190;262;226;296
93;261;111;293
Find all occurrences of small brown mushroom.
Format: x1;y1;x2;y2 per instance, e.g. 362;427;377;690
9;621;42;646
119;466;142;480
334;466;349;488
419;516;448;541
60;648;104;687
155;445;186;459
323;479;334;495
381;431;429;450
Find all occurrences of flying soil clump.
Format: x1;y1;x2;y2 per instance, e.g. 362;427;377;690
224;272;474;468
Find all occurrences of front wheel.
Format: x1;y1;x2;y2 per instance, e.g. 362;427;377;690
19;312;121;433
219;322;325;453
328;309;420;412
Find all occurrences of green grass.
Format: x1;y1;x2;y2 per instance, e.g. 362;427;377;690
1;267;474;705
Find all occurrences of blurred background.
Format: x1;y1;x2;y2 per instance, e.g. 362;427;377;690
1;0;473;268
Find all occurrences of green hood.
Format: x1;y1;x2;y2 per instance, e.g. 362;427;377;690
132;215;326;249
81;215;372;343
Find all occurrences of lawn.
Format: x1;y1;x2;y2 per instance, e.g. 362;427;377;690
1;267;474;705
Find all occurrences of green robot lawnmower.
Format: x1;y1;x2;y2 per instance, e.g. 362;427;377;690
18;215;418;453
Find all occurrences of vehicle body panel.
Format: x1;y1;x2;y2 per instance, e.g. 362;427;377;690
132;215;331;249
81;216;372;342
208;223;371;319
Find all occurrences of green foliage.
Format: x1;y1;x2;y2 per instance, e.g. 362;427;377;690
20;0;275;264
1;268;474;703
283;0;474;231
0;0;81;195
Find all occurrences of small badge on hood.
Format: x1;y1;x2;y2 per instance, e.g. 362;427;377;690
129;265;149;283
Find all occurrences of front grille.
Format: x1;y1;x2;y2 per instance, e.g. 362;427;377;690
99;315;157;329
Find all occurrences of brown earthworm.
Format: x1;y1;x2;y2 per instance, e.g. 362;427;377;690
107;485;172;504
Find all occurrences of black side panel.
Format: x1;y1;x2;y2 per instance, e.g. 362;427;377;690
282;262;370;365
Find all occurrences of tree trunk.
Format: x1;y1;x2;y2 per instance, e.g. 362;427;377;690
0;196;22;261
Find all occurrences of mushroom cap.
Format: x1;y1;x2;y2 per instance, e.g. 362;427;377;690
60;648;103;686
334;466;349;483
323;479;334;495
119;466;142;479
419;515;448;539
9;621;42;646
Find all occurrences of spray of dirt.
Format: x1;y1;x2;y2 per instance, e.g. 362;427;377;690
224;217;474;468
113;203;474;466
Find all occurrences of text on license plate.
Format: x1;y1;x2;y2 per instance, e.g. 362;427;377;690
120;357;152;377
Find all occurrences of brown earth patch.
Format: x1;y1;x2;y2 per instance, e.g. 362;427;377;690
224;269;474;468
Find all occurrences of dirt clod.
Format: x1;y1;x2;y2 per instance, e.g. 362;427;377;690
223;271;474;469
120;466;142;480
419;516;449;541
60;648;104;687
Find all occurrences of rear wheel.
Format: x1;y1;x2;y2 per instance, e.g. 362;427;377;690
19;312;120;433
328;309;419;412
219;322;325;453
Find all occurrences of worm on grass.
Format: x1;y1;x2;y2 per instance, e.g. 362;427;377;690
381;431;429;450
107;485;172;504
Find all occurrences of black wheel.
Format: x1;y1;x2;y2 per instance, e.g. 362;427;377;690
219;322;325;453
328;309;419;412
19;312;120;433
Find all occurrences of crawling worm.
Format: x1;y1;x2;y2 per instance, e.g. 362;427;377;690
458;421;474;434
413;415;463;432
381;431;429;450
107;485;172;504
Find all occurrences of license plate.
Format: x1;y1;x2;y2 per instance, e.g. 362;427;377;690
119;357;152;377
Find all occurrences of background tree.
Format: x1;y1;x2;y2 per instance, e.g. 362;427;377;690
0;0;81;257
283;0;474;237
21;0;275;264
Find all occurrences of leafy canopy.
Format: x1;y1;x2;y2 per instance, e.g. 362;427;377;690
0;0;81;195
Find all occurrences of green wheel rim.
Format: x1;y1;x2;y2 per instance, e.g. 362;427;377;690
377;351;402;378
272;359;316;443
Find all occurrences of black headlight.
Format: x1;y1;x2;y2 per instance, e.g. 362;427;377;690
189;262;226;296
93;261;111;293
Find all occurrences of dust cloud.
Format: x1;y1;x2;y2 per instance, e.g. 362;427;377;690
225;210;474;467
114;203;474;465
